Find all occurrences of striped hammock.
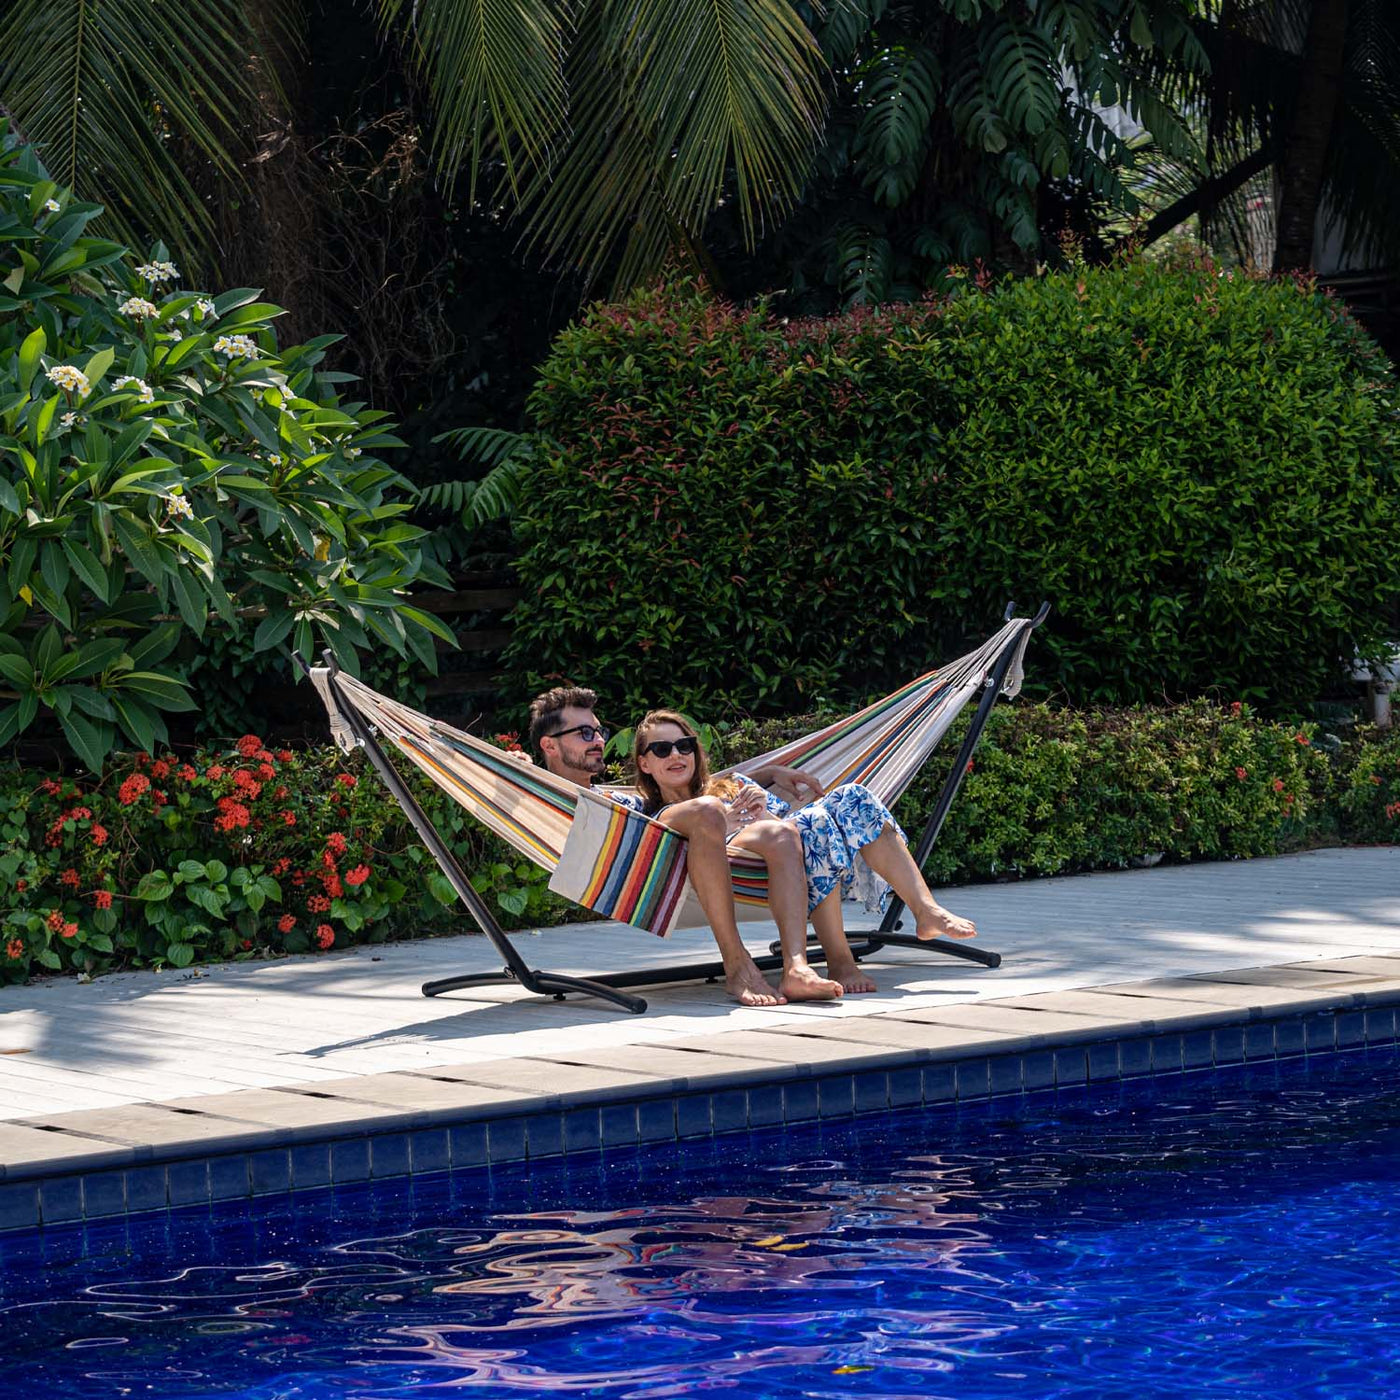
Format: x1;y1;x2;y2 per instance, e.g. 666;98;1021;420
310;619;1032;939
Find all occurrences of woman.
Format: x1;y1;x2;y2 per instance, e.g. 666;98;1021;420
630;711;976;995
624;710;844;1002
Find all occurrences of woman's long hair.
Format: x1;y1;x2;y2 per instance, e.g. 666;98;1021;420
632;709;713;814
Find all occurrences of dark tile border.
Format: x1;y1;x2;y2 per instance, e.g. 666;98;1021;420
5;998;1400;1235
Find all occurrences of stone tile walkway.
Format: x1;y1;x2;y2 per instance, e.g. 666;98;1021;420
1;847;1395;1128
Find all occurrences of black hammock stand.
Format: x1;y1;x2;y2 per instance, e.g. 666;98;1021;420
310;600;1050;1014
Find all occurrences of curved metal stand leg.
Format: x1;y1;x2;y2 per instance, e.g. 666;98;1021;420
531;972;648;1015
422;971;525;998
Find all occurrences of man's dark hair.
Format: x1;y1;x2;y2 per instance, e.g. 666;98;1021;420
528;685;599;753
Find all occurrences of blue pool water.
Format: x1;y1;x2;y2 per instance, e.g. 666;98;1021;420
5;1046;1400;1398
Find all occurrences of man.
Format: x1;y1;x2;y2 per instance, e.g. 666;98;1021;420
526;685;845;1005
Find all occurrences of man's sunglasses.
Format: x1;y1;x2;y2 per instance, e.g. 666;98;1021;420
639;736;699;759
548;724;610;744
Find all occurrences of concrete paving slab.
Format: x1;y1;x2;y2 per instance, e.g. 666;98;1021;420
16;1103;275;1153
776;1016;1026;1057
888;1004;1132;1036
0;1123;136;1179
411;1059;677;1101
531;1044;809;1089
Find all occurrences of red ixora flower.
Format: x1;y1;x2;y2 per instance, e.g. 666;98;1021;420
1272;778;1285;792
257;763;276;782
278;913;296;934
306;894;331;914
336;772;357;789
326;831;348;856
277;749;294;763
15;879;26;892
46;910;64;931
150;758;171;780
59;868;79;888
271;858;291;877
345;864;370;888
93;890;113;910
1229;701;1243;717
91;824;108;847
281;810;297;827
214;796;252;832
315;924;335;950
118;772;151;805
60;922;78;940
1235;767;1247;781
39;778;61;796
5;938;23;960
1294;733;1310;746
236;734;263;757
205;763;226;781
178;764;197;783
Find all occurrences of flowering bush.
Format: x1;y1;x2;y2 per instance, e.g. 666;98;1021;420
1334;726;1400;845
0;127;450;771
0;731;568;984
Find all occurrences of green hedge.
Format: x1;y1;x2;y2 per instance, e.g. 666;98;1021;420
508;263;1399;718
3;706;1395;984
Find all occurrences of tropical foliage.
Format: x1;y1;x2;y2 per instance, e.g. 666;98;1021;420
0;132;450;770
508;269;1399;717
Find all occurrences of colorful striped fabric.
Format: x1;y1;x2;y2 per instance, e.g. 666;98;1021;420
310;618;1033;937
548;793;691;938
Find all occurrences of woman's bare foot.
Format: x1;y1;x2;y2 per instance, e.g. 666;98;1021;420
824;956;878;994
778;964;844;1001
726;961;786;1007
915;903;977;940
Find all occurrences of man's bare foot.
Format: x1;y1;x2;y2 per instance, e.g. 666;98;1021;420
778;964;844;1001
824;956;878;994
726;962;785;1007
915;904;977;940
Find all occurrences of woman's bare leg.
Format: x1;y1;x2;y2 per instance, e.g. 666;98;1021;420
859;826;977;940
810;890;877;993
729;820;842;1000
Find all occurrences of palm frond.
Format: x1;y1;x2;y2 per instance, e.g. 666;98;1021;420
377;0;571;200
521;0;827;290
0;0;274;268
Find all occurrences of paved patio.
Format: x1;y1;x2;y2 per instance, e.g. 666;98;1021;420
1;848;1396;1147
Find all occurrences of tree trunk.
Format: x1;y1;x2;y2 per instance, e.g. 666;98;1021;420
1272;0;1349;272
218;1;323;345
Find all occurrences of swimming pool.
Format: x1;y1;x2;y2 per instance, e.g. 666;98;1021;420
4;1043;1399;1398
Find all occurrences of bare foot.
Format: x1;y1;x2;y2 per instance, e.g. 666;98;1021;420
778;964;844;1001
824;956;878;994
726;961;785;1007
915;904;977;940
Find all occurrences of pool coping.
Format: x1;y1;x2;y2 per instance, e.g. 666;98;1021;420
4;953;1400;1232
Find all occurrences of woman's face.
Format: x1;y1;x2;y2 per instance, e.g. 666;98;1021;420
636;721;697;793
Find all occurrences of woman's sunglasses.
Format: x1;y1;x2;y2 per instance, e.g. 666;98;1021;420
640;736;699;759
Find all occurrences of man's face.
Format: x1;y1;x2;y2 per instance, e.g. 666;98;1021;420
538;705;607;782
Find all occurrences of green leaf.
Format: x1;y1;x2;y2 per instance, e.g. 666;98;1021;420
57;709;108;772
62;539;110;602
82;346;115;387
426;872;457;906
17;325;45;392
166;942;196;968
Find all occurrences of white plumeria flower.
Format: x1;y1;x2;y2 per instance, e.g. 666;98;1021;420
197;299;216;317
114;375;155;404
166;328;183;341
344;446;362;459
135;261;179;284
213;333;258;360
166;495;195;520
59;412;79;429
268;452;283;467
118;296;159;320
46;365;91;396
43;198;60;213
